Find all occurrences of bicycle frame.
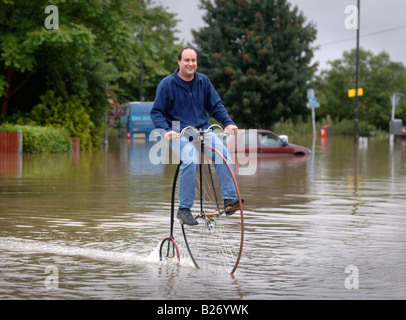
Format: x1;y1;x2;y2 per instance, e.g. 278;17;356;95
182;124;224;221
163;125;221;266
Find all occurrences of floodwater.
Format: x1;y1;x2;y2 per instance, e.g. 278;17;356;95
0;135;405;300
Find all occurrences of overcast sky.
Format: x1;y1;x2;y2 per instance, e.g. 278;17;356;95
157;0;406;72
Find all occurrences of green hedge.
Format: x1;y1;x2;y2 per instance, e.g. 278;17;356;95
0;124;72;154
271;116;386;137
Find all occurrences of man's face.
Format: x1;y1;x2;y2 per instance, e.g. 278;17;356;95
178;49;197;79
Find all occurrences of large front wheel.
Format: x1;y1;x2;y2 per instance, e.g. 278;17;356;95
180;145;244;274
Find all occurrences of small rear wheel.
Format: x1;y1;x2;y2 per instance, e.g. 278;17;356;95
159;237;180;263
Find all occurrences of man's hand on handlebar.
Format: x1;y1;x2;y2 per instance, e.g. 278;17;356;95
164;130;180;141
225;124;238;136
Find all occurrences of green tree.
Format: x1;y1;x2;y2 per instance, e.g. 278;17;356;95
192;0;317;129
117;3;183;102
1;0;104;119
0;0;181;128
317;48;406;130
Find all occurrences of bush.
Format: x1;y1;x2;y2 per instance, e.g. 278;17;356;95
0;111;32;125
271;116;314;136
331;118;380;137
30;90;99;150
0;124;72;154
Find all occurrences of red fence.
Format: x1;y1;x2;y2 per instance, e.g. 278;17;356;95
0;132;18;153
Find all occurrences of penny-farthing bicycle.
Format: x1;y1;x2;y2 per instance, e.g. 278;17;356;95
159;124;244;275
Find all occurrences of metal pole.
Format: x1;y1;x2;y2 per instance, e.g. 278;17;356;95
139;0;145;102
104;111;109;147
17;130;23;178
354;0;360;142
311;107;316;137
139;28;144;102
104;83;109;148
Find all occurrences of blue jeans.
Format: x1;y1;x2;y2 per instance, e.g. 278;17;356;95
170;131;237;209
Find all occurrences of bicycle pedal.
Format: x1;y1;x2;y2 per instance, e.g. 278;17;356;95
225;205;240;215
205;210;220;219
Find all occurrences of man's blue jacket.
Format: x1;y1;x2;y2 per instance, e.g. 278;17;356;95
151;68;235;132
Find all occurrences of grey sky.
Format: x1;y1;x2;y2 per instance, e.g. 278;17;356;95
157;0;406;72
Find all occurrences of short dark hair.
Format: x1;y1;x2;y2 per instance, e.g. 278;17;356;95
178;47;198;61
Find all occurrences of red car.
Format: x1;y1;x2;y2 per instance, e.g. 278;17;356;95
225;129;311;156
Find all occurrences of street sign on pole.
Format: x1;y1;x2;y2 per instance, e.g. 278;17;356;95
348;88;363;98
306;100;320;108
307;88;315;99
306;88;318;137
391;93;402;107
391;93;403;120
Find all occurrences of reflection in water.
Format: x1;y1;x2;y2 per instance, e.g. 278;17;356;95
1;136;406;299
0;153;22;177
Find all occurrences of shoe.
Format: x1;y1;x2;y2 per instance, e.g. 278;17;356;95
224;198;244;215
177;208;198;226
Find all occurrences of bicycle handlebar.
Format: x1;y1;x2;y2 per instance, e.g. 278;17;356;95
180;124;224;136
166;124;234;141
